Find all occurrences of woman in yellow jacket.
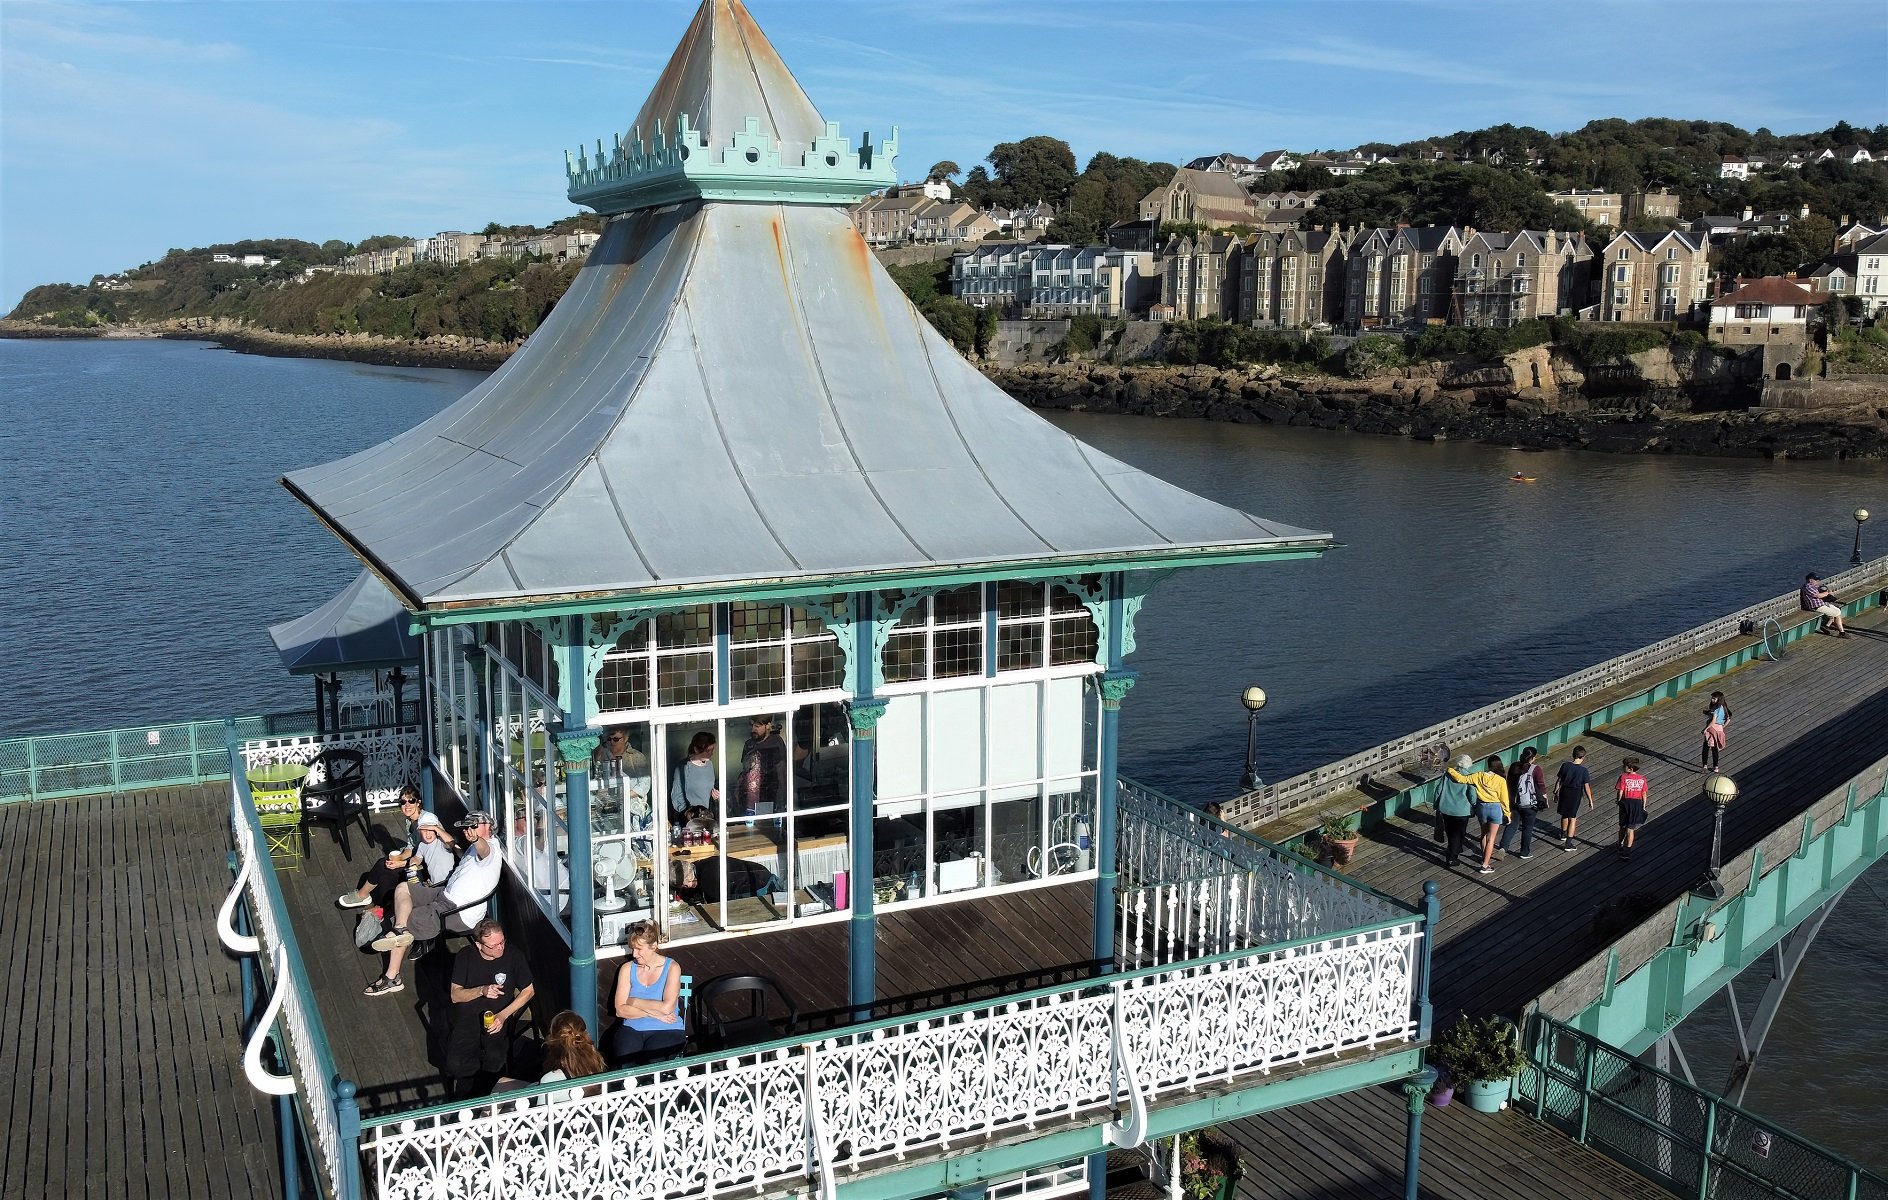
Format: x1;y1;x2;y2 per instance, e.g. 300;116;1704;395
1445;754;1510;875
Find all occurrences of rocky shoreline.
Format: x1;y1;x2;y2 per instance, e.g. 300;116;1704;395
9;320;1887;459
987;348;1888;460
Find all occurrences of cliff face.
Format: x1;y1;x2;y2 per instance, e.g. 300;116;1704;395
989;350;1888;460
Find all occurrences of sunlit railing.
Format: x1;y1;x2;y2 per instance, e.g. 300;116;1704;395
1116;778;1412;965
0;711;313;804
241;725;423;809
225;730;356;1198
360;914;1421;1200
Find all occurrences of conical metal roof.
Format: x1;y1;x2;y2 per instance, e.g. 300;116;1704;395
268;571;419;674
284;3;1331;614
629;0;825;163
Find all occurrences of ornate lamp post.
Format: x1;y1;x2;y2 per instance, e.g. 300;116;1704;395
1239;686;1268;791
1852;507;1870;567
1694;772;1738;901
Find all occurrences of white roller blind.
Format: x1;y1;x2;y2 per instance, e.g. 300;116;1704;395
989;682;1040;786
877;696;924;800
1046;676;1085;778
931;688;984;793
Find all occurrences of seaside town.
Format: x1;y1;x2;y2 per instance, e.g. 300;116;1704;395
3;4;1888;1200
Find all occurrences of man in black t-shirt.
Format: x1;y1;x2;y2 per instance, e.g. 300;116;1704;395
740;714;789;814
1554;745;1595;852
445;918;537;1097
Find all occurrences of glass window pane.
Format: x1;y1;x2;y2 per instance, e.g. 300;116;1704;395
792;600;845;637
872;807;926;897
1047;677;1087;778
996;580;1045;618
989;682;1040;785
655;605;713;650
990;789;1045;884
1048;778;1097;872
997;623;1043;672
730;601;786;645
791;638;844;692
933;585;982;626
877;696;924;799
884;589;925;629
656;651;714;707
783;817;849;915
710;816;788;930
883;631;926;683
789;703;851;810
1052;583;1090;613
929;798;985;898
1049;613;1099;665
931;689;983;793
595;656;649;712
934;627;983;678
591;723;652;834
730;645;787;699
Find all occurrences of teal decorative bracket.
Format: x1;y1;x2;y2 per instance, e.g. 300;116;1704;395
568;115;898;214
1096;669;1139;710
1118;570;1176;660
555;729;602;767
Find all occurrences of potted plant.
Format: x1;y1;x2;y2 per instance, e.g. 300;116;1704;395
1429;1063;1455;1107
1178;1127;1242;1200
1319;811;1361;866
1432;1014;1527;1113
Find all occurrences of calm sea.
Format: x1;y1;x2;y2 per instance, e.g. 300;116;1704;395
1;336;1884;1163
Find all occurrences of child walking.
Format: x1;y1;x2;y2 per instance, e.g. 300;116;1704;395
1555;745;1594;851
1615;756;1650;860
1700;691;1732;774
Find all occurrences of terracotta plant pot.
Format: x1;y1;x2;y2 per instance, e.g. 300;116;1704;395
1327;836;1360;865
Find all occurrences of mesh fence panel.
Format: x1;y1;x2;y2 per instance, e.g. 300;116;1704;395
1526;1015;1880;1200
0;712;319;803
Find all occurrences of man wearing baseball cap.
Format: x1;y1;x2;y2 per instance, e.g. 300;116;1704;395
366;811;504;997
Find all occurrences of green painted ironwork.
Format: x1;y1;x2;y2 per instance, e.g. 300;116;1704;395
0;711;315;805
1522;1015;1888;1200
1543;759;1888;1054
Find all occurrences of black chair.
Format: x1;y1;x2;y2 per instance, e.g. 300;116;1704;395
406;873;504;966
300;748;369;861
692;973;799;1052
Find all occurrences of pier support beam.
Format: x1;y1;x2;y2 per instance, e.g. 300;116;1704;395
1721;885;1847;1106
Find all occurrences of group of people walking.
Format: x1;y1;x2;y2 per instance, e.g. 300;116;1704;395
1434;688;1734;872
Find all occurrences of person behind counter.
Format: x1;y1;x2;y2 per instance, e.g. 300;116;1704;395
670;731;719;822
738;714;788;816
593;726;653;824
608;921;686;1066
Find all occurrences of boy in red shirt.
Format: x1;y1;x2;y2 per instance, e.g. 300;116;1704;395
1615;756;1650;859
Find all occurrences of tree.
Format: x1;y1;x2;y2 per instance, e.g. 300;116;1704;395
984;136;1077;210
959;166;993;208
1715;232;1814;281
927;160;961;183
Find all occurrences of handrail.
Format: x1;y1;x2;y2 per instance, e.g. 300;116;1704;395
243;945;299;1097
1227;553;1888;826
0;710;316;804
217;849;260;955
1101;983;1150;1150
1757;615;1784;661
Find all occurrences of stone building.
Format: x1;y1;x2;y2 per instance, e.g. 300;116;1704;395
1454;230;1593;326
1598;229;1711;322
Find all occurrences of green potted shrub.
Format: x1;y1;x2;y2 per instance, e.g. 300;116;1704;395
1432;1014;1526;1112
1178;1127;1242;1200
1318;811;1361;866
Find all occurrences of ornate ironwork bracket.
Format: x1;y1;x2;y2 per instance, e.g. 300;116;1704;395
1102;985;1150;1149
216;849;260;955
242;945;298;1097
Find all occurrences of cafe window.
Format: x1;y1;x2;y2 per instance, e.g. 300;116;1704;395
595;603;715;713
996;581;1100;672
882;586;984;683
729;597;848;700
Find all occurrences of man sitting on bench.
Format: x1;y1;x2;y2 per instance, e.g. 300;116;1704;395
365;811;504;997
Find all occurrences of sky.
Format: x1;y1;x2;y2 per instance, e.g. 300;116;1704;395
3;0;1886;310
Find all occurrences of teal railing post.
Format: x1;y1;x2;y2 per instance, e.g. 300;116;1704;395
1577;1038;1596;1144
26;736;37;803
335;1077;364;1199
1417;880;1440;1042
1696;1096;1717;1200
276;1089;300;1200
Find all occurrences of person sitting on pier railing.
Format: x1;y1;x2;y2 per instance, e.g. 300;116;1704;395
1444;754;1510;876
365;811;504;997
1801;573;1849;638
337;784;458;910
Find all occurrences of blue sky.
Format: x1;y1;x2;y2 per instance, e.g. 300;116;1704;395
4;0;1884;309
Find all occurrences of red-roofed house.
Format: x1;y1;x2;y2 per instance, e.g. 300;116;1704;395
1709;277;1817;359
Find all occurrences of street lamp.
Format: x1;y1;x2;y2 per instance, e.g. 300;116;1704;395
1693;772;1738;901
1239;686;1268;791
1852;507;1871;567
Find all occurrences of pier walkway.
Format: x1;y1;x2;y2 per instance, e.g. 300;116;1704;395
1218;601;1888;1199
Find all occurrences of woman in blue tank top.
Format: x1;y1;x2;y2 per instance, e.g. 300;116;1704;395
608;921;686;1066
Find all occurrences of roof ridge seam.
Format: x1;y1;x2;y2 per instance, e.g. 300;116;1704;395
1067;442;1178;546
776;209;930;562
903;285;1056;554
728;0;784;153
680;286;804;572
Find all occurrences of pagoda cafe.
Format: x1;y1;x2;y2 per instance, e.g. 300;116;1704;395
227;4;1434;1198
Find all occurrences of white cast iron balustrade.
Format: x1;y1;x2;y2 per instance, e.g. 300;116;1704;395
241;725;422;808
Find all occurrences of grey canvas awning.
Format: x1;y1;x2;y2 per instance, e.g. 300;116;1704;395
282;1;1332;614
269;571;419;674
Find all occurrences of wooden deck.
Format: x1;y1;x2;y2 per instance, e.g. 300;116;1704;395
0;783;278;1200
1216;603;1888;1198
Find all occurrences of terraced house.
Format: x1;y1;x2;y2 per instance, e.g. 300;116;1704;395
1598;229;1711;322
1454;229;1593;326
1342;225;1466;328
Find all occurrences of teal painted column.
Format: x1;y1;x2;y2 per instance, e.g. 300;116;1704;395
560;629;600;1035
558;732;600;1036
1093;573;1136;968
1400;1065;1438;1200
848;590;886;1020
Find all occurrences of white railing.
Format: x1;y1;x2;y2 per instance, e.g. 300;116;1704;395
1117;779;1408;965
360;920;1421;1200
1227;554;1888;827
241;724;423;809
225;772;349;1196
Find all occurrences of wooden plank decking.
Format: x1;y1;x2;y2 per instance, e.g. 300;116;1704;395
0;783;278;1200
1216;604;1888;1199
